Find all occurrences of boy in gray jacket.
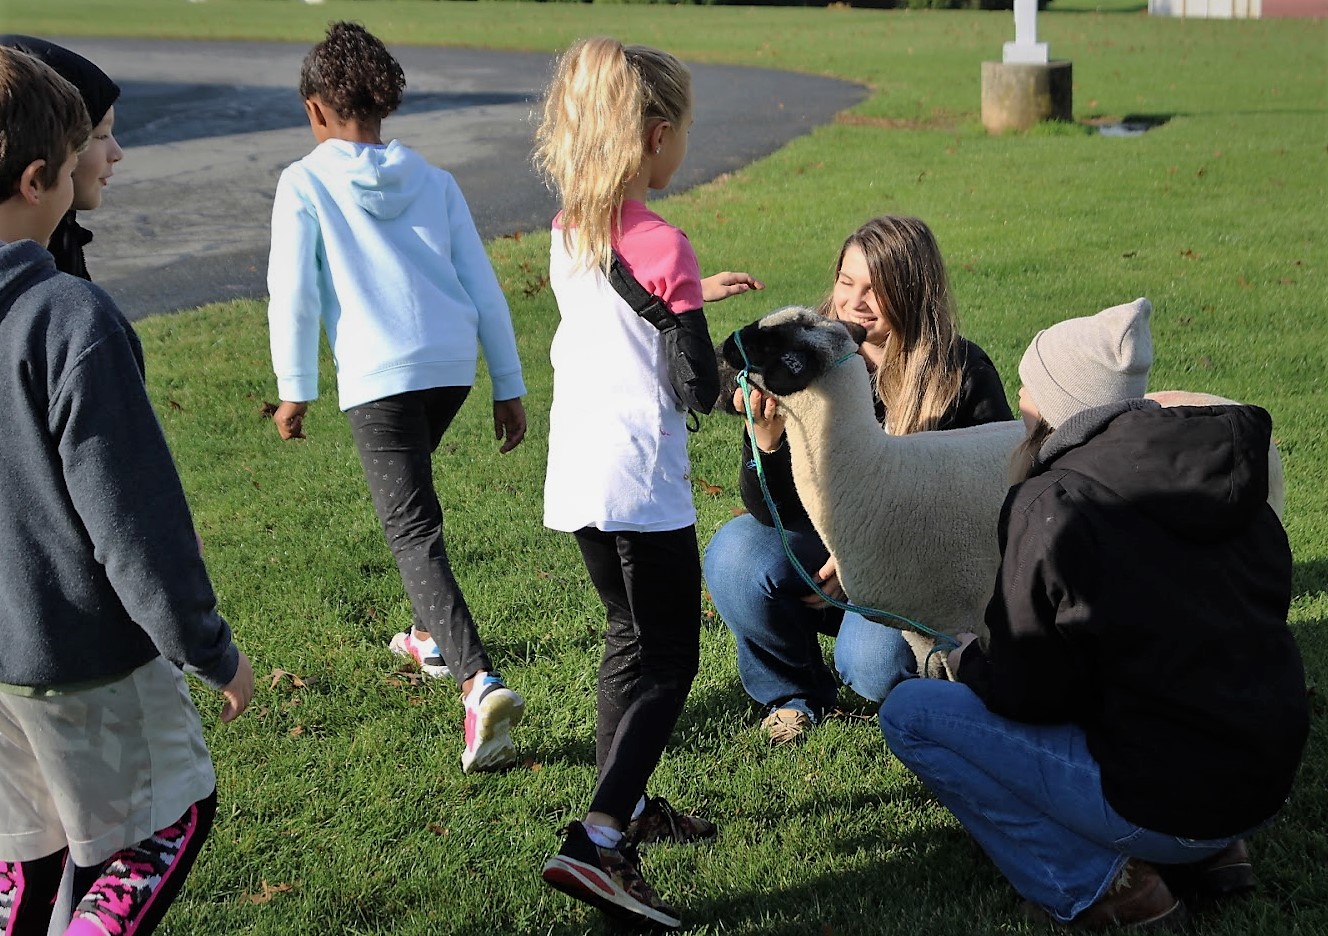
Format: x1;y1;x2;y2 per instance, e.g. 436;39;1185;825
0;47;252;936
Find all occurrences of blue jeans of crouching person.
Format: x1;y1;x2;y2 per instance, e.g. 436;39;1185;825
703;513;916;720
879;679;1250;923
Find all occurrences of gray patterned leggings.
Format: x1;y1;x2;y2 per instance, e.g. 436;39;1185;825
347;387;492;685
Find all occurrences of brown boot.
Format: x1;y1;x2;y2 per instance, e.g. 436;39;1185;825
1073;860;1185;930
1161;839;1255;904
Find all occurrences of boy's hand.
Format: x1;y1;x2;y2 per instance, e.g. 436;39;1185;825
702;271;764;302
273;401;308;440
493;398;526;454
219;651;254;723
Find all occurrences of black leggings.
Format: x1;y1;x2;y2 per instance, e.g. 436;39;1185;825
0;790;216;936
574;526;702;827
347;387;492;684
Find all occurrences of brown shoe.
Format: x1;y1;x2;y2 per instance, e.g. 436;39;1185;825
761;707;812;745
1073;860;1185;930
1161;840;1255;904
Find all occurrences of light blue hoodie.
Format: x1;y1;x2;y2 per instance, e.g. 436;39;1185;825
267;139;525;410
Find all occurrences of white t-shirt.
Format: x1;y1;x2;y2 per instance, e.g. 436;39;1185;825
543;201;706;533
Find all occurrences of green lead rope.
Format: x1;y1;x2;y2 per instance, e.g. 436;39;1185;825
730;330;961;666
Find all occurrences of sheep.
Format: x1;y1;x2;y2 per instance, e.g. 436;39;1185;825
718;306;1285;674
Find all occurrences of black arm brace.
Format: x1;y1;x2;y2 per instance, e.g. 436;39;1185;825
608;253;721;418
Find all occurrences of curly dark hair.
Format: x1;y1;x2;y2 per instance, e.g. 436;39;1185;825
299;22;405;123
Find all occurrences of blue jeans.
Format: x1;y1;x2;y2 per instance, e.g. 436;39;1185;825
703;514;915;718
879;679;1246;923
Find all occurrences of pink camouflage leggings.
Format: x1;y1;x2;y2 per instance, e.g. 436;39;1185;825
0;791;215;936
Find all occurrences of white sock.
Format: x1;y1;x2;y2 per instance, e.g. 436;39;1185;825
583;822;623;850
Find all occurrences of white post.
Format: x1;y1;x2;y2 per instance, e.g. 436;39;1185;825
1003;0;1050;65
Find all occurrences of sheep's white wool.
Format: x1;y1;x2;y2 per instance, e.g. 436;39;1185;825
735;308;1023;663
732;309;1284;674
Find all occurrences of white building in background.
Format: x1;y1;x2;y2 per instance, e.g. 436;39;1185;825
1149;0;1259;15
1150;0;1327;15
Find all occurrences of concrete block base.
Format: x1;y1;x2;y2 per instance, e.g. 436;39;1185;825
981;60;1073;134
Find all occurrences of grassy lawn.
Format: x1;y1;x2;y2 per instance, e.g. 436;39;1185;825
5;2;1326;933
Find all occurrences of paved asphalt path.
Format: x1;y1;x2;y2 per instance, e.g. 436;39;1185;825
52;38;865;320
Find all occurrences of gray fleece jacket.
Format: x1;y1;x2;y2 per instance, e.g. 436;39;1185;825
0;240;238;690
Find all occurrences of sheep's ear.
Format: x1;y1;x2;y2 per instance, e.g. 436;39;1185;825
762;347;826;395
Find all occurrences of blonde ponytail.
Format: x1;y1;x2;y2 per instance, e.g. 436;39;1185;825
534;38;691;271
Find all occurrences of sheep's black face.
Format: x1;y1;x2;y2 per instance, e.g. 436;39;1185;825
722;306;863;397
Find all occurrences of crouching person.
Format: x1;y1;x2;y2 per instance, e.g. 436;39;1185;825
0;48;253;936
879;298;1308;929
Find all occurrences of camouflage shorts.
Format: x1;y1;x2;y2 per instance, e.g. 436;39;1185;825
0;657;215;865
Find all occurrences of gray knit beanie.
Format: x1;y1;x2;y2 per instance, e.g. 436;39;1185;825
1018;298;1153;428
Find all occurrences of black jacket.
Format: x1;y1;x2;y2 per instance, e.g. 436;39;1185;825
47;211;94;281
738;337;1012;527
957;400;1308;839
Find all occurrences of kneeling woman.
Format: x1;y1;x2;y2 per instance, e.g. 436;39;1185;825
879;299;1308;928
704;216;1011;743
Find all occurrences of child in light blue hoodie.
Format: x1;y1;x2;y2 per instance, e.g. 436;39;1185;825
266;22;527;773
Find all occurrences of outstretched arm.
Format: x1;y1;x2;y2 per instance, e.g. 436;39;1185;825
702;271;764;302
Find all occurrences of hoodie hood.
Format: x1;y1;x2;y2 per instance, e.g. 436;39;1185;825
0;35;120;125
1040;400;1274;541
306;139;429;221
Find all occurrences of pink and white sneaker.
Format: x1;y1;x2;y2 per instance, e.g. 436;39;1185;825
388;630;450;678
461;673;524;773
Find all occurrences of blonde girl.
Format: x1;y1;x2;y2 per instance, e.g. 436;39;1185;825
534;36;759;931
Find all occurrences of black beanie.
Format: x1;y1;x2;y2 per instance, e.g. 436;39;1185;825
0;34;120;125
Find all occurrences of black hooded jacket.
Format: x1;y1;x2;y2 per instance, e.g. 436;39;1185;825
0;35;120;280
957;399;1308;839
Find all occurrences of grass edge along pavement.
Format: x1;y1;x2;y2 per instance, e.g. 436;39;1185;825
7;3;1326;934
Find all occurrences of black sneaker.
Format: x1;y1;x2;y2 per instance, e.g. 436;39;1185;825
541;821;681;930
624;796;717;848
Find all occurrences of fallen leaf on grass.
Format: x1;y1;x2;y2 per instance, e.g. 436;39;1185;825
693;477;723;496
289;724;304;738
521;757;543;772
1180;249;1200;261
269;668;314;690
385;671;425;689
428;823;450;836
242;881;294;904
